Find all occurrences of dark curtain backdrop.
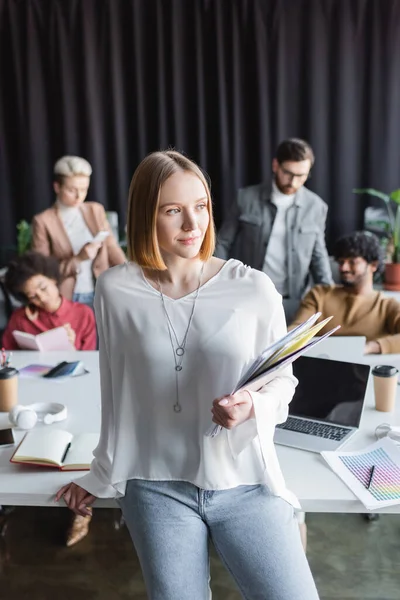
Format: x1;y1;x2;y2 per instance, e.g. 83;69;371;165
1;0;400;258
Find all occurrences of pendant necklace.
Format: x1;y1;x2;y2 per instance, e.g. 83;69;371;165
158;263;205;413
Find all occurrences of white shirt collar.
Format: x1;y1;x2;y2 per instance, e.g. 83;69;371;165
56;198;81;215
271;181;296;205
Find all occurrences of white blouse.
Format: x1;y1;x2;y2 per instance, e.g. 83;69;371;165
56;200;95;293
76;259;300;508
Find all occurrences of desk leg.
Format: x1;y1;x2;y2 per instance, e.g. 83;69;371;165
363;513;380;522
113;508;125;531
0;506;14;537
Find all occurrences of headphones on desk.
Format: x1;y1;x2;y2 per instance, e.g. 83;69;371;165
375;423;400;444
9;402;67;430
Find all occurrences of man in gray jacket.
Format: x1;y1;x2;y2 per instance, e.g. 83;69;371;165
215;138;333;321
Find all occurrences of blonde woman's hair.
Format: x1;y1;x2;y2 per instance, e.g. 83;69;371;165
53;156;92;184
127;150;216;270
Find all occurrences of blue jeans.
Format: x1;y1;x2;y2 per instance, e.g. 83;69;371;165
72;292;95;309
118;480;319;600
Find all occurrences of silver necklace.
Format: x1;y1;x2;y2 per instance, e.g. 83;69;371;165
158;263;205;413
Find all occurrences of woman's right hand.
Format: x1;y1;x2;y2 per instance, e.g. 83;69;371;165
55;482;97;517
77;241;102;261
63;323;76;348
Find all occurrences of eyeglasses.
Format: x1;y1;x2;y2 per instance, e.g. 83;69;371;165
278;165;311;182
336;257;364;268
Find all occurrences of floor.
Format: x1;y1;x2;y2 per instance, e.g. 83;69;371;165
0;507;399;599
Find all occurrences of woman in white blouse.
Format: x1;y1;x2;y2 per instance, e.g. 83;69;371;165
56;151;319;599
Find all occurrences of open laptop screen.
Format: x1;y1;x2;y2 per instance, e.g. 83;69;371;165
291;356;370;428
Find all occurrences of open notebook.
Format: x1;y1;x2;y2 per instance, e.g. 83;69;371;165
10;429;100;471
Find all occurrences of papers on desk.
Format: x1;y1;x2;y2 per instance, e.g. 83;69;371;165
18;364;54;378
18;361;89;379
322;438;400;510
206;312;340;438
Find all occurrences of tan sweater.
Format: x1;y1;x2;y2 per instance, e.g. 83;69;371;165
290;285;400;354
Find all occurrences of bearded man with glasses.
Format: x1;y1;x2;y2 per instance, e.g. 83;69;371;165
215;138;333;322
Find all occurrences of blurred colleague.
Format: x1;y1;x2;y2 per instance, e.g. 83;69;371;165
2;251;96;546
31;155;125;308
290;231;400;354
215;138;333;321
2;252;96;352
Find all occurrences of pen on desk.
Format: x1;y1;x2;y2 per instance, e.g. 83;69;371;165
61;442;71;464
366;465;376;490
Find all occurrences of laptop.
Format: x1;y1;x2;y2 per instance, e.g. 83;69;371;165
305;336;366;363
274;356;370;452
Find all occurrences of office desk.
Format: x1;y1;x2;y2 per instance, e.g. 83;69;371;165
278;351;400;513
1;351;400;513
0;352;104;507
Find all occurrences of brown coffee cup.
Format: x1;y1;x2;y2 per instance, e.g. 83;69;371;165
372;365;398;412
0;367;19;412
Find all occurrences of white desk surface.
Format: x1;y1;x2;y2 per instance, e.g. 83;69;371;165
1;350;400;513
375;284;400;303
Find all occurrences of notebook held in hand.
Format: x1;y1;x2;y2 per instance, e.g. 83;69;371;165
12;327;74;351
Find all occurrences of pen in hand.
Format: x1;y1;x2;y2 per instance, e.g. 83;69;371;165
366;465;376;490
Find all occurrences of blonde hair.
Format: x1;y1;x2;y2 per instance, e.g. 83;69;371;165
127;150;216;270
53;155;92;184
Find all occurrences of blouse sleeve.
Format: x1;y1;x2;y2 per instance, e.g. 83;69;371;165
226;291;297;460
73;289;118;497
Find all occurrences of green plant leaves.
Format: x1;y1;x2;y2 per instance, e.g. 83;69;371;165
352;187;400;261
389;189;400;204
353;188;391;202
16;220;32;255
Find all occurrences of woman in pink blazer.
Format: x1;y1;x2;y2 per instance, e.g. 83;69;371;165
31;156;126;307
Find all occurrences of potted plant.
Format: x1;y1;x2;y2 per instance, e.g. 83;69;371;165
353;188;400;290
16;220;32;255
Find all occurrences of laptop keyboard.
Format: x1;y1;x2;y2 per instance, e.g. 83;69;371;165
276;417;350;441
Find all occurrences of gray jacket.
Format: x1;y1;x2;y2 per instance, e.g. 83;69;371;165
215;182;333;301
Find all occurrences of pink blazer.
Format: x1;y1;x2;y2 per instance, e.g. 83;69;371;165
31;202;126;299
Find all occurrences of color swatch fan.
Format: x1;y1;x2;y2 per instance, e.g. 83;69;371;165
322;438;400;510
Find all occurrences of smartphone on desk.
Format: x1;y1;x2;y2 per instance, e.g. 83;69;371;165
0;428;15;448
43;360;88;379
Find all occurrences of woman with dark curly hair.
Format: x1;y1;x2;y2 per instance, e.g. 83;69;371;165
2;251;96;546
2;252;96;351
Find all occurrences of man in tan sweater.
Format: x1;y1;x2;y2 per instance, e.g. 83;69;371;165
290;231;400;354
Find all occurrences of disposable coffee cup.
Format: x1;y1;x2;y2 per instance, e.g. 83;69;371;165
372;365;398;412
0;367;19;412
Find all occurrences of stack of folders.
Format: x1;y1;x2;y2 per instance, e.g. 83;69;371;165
206;312;340;438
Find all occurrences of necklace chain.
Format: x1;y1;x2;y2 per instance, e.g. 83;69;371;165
158;263;205;413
